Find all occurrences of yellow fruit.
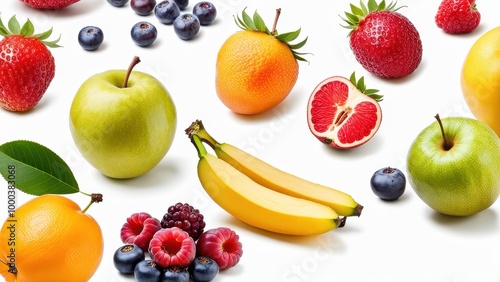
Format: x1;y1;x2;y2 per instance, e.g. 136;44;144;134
461;26;500;136
190;134;345;236
215;9;307;115
0;195;103;282
185;119;363;217
213;143;363;216
198;153;344;235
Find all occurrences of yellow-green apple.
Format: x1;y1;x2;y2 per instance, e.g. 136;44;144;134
406;114;500;216
69;56;177;179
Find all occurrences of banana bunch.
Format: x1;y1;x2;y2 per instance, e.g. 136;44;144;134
187;120;363;236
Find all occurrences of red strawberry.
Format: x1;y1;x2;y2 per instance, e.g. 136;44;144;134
19;0;80;9
341;0;422;79
0;15;60;112
435;0;480;34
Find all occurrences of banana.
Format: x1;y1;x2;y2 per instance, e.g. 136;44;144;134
191;135;345;236
186;120;363;217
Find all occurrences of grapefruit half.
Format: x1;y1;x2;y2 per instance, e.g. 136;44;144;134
307;75;382;149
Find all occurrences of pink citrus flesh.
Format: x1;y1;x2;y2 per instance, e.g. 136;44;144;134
307;76;382;149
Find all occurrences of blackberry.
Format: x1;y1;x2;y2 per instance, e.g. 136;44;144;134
161;203;205;240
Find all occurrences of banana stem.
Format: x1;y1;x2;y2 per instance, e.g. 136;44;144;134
191;134;208;159
185;120;220;149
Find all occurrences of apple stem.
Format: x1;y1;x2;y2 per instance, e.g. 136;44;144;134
122;56;141;88
434;114;451;150
270;8;281;36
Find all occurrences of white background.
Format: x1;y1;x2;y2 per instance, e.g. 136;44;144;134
1;0;499;281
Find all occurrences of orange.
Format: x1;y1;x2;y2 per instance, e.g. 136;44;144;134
461;26;500;137
215;30;299;115
0;194;103;282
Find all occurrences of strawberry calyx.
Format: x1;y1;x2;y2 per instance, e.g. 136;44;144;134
350;72;383;102
0;14;61;48
234;7;309;62
340;0;403;34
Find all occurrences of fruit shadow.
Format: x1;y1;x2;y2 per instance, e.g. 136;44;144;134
96;159;182;190
225;87;304;122
221;215;347;252
320;133;385;158
428;208;499;235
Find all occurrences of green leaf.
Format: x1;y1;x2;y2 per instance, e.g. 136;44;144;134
242;9;256;30
0;140;79;196
252;10;268;33
33;26;53;40
7;15;20;34
350;3;364;16
364;89;380;95
19;18;34;37
275;28;301;42
288;36;308;50
0;14;7;35
360;0;369;14
42;34;62;48
345;12;360;24
368;0;379;11
0;27;8;37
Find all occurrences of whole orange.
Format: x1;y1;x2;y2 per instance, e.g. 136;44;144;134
461;26;500;136
215;9;306;115
0;194;103;282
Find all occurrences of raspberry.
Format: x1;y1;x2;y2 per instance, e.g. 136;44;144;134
161;203;206;240
120;212;162;252
149;227;196;268
196;227;243;270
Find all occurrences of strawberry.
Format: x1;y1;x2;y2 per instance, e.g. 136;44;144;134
0;15;60;112
19;0;80;9
341;0;423;79
435;0;480;34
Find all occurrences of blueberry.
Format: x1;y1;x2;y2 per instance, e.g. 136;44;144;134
134;260;163;282
192;2;216;25
78;26;104;51
131;21;158;47
173;13;200;40
370;167;406;201
154;0;181;25
188;256;219;282
131;0;157;15
161;266;190;282
173;0;188;10
113;244;145;274
107;0;129;7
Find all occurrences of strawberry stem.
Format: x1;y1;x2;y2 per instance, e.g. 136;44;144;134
122;56;141;88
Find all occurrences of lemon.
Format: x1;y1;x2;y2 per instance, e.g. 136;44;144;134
461;26;500;137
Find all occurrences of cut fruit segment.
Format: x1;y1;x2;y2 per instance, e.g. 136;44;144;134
307;73;382;149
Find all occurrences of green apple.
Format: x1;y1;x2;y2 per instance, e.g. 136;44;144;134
69;56;177;179
407;114;500;216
